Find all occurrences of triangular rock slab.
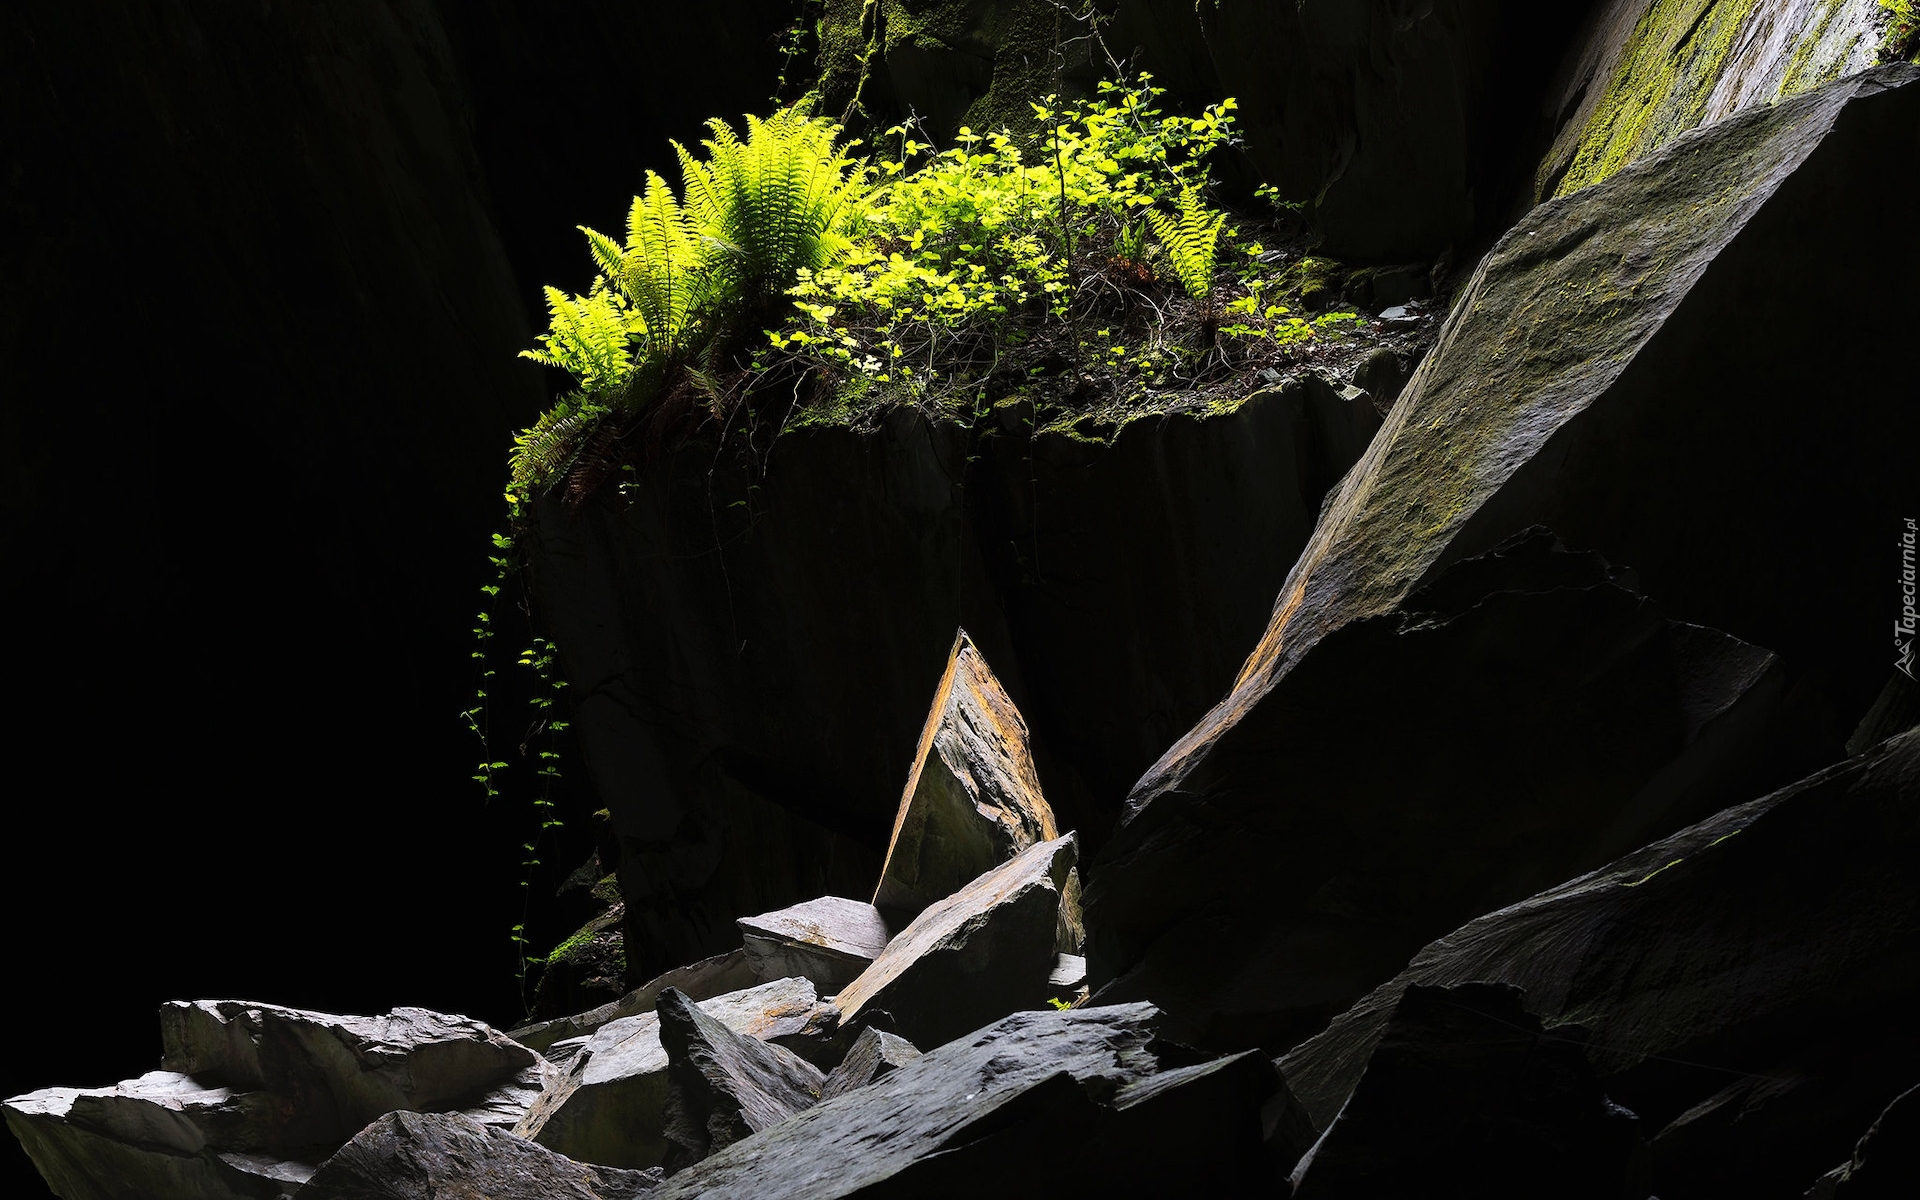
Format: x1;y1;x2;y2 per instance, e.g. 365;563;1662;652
1805;1081;1920;1199
645;1003;1283;1197
737;896;891;993
515;976;829;1171
820;1027;921;1101
656;987;827;1172
838;834;1076;1050
300;1111;660;1199
1280;728;1920;1190
874;630;1072;940
1288;984;1643;1198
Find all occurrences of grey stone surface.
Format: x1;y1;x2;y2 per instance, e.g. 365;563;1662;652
511;948;762;1055
4;1001;547;1200
647;1003;1280;1197
820;1028;922;1101
837;834;1077;1051
738;896;892;994
300;1111;659;1199
515;977;830;1171
656;988;827;1172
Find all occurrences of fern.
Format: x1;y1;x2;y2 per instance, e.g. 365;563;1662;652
1145;185;1227;302
677;107;867;309
510;400;605;493
519;282;639;395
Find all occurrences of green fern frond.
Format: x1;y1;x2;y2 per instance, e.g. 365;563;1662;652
510;400;606;493
1145;185;1227;301
520;282;639;395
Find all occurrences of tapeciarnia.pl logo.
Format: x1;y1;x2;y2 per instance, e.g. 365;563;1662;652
1899;517;1917;681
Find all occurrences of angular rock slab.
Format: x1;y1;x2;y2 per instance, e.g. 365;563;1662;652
515;976;832;1171
1805;1082;1920;1199
875;629;1077;951
511;947;762;1056
1281;729;1920;1194
1289;984;1643;1198
1091;64;1920;1052
820;1027;921;1101
646;1003;1283;1198
738;896;891;994
838;834;1077;1051
300;1111;660;1199
1087;530;1798;1050
4;1001;546;1200
656;987;826;1172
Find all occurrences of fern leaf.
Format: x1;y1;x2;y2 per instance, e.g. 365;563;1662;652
1146;185;1227;301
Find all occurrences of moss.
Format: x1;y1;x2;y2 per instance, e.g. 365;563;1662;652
1555;0;1758;197
1778;0;1852;96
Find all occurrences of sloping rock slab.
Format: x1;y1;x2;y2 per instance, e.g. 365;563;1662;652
300;1111;659;1199
645;1003;1281;1197
874;630;1075;945
5;1001;545;1200
820;1028;921;1101
1805;1081;1920;1199
1289;984;1643;1198
1281;729;1920;1195
656;987;827;1172
1086;530;1797;1050
512;948;761;1056
1091;65;1920;1053
516;977;830;1171
837;834;1076;1050
738;897;891;994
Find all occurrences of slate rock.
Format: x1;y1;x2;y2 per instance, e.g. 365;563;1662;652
516;977;831;1171
4;1001;546;1200
299;1111;659;1200
646;1003;1282;1198
1087;529;1799;1051
1807;1082;1920;1198
1281;729;1920;1196
656;987;827;1173
837;834;1077;1050
511;948;762;1056
874;630;1074;942
738;896;892;994
1091;65;1920;1051
820;1028;922;1101
1289;984;1644;1199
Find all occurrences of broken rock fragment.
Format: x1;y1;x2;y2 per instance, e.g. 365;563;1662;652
656;987;827;1172
819;1027;921;1100
837;833;1077;1051
299;1111;660;1200
737;895;891;993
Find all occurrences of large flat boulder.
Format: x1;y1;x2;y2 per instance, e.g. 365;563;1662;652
515;977;832;1171
1281;729;1920;1198
511;949;763;1056
1087;63;1920;1049
645;1003;1282;1197
836;834;1076;1050
299;1111;660;1200
4;1001;546;1200
739;897;894;994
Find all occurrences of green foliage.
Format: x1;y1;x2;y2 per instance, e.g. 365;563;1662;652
1146;185;1227;302
1881;0;1920;62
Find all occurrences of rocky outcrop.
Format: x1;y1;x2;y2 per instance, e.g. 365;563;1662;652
1087;64;1920;1050
643;1003;1283;1197
1281;729;1920;1198
835;835;1077;1050
511;950;764;1056
531;376;1382;981
4;1003;547;1200
819;1029;922;1101
299;1112;660;1200
1806;1083;1920;1198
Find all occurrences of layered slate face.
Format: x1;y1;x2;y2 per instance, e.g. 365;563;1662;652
874;630;1061;923
1086;64;1920;1052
